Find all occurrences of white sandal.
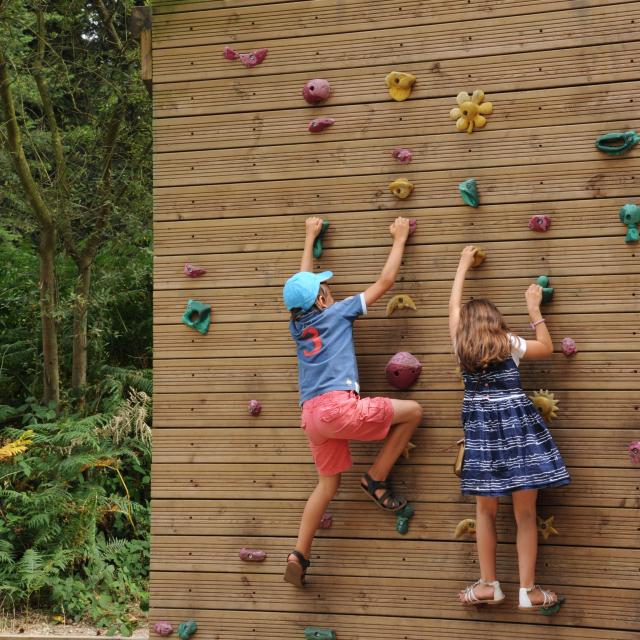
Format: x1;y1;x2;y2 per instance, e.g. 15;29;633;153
460;579;505;605
518;585;558;611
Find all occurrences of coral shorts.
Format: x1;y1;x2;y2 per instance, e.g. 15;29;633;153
301;390;394;476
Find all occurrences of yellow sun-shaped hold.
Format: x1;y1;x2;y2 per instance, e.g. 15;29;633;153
450;89;493;134
537;515;559;541
454;518;477;539
529;389;559;422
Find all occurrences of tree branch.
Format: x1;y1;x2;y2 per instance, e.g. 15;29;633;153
92;0;123;50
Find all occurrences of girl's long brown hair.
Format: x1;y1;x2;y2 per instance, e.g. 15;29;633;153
456;298;511;372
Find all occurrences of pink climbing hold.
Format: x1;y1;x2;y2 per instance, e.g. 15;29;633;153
528;214;552;232
308;117;335;133
386;352;422;390
319;512;333;529
153;621;173;637
184;263;207;278
628;441;640;464
302;78;332;104
239;547;267;562
392;148;413;164
222;46;268;68
408;218;417;236
248;400;262;416
561;337;577;357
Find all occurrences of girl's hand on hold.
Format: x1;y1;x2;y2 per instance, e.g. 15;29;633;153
305;216;324;238
390;216;410;242
526;284;543;312
459;245;476;270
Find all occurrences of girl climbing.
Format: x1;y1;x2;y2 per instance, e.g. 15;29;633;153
449;246;570;611
282;216;422;587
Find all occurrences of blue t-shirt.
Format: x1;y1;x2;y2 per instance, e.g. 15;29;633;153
289;293;367;404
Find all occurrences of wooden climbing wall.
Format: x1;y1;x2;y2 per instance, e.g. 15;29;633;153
150;1;640;637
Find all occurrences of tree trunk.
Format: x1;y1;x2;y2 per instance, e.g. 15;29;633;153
71;257;92;409
39;222;60;404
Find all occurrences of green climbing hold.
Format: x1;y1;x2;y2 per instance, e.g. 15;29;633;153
313;220;330;259
395;503;415;535
539;595;565;616
182;299;211;334
304;628;336;640
596;130;640;156
536;276;554;304
458;178;479;208
177;620;198;640
619;203;640;243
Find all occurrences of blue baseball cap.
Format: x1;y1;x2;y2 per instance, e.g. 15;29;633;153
283;271;333;311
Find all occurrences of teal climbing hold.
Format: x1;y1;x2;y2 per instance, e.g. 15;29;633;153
313;220;330;259
536;276;554;304
177;620;198;640
304;628;336;640
458;178;479;208
619;203;640;243
596;130;640;156
395;503;415;535
182;299;211;334
539;595;566;616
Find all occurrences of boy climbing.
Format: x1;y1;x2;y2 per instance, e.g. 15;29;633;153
282;216;423;587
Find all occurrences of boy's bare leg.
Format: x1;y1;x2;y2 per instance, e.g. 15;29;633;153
288;473;341;564
366;399;422;486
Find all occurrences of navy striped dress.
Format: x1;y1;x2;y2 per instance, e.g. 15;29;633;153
460;343;570;496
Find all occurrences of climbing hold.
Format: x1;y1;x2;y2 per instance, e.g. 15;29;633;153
153;621;173;636
619;203;640;243
470;247;486;268
458;178;479;208
177;620;198;640
302;78;332;104
389;177;414;199
528;214;552;232
182;300;211;335
529;389;559;423
386;352;422;390
239;547;267;562
539;595;565;616
395;503;415;535
402;441;416;460
392;147;413;164
223;46;268;68
184;263;207;278
313;220;330;259
596;130;640;156
454;518;477;539
386;293;417;317
408;218;417;236
319;512;333;529
304;629;336;640
561;337;577;357
536;275;554;304
385;71;416;101
248;400;262;416
628;441;640;464
450;89;493;134
537;515;559;541
308;117;335;133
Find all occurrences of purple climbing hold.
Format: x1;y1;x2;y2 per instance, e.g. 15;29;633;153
319;512;333;529
153;621;173;637
248;400;262;416
561;337;577;357
528;214;552;232
392;147;413;164
223;46;268;68
386;352;422;390
308;117;335;133
184;263;207;278
222;46;237;61
239;547;267;562
628;440;640;464
302;78;332;104
408;218;417;236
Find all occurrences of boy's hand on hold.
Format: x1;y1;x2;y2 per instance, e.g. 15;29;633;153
526;284;543;312
390;216;410;243
305;217;324;239
459;245;476;271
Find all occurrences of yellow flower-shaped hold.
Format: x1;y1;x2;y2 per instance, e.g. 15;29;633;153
450;89;493;134
389;177;414;199
537;515;559;541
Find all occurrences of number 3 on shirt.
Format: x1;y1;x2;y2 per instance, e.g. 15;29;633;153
301;326;322;357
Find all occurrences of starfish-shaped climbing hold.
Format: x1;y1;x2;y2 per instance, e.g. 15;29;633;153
537;515;559;541
402;441;416;460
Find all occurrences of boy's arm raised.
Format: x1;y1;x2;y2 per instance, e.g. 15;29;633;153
300;217;324;272
363;217;410;307
449;246;476;340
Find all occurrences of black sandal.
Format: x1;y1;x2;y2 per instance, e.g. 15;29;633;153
284;549;310;587
360;472;407;512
